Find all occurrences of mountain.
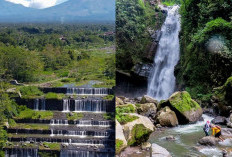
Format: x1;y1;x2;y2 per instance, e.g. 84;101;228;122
0;0;115;23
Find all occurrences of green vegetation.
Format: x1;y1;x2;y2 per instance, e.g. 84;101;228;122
19;86;43;98
0;24;115;87
169;91;200;112
177;0;232;98
127;124;152;146
103;113;115;121
116;104;138;124
9;123;49;130
45;92;65;99
66;113;83;121
116;104;136;113
39;142;60;151
116;139;124;154
116;0;165;70
103;95;115;100
15;109;53;120
116;114;138;125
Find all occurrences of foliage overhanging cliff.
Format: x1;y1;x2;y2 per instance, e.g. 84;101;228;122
116;0;165;71
176;0;232;98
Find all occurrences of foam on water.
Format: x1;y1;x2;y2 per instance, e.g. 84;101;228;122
173;114;214;134
199;147;222;157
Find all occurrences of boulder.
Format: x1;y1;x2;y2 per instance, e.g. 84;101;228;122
155;106;178;127
123;113;154;146
140;95;158;104
141;142;151;150
116;120;127;154
116;97;124;106
131;63;153;81
230;113;232;123
137;103;157;119
165;136;175;141
221;128;232;138
198;136;220;146
227;122;232;128
151;143;172;157
160;91;203;124
212;116;228;125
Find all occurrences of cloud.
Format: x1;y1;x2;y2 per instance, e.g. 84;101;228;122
5;0;68;9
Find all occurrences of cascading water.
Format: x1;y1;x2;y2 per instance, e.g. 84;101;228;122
33;99;46;111
74;99;107;113
147;5;181;101
67;88;110;95
34;99;39;110
76;120;110;127
63;99;70;112
50;119;68;125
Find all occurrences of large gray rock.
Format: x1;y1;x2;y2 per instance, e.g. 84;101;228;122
131;63;153;80
198;136;220;146
140;95;158;104
137;103;157;119
212;116;228;125
151;143;172;157
230;113;232;123
116;120;127;154
155;106;178;127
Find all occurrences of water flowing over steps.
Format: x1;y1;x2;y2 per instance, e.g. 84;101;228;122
5;87;115;156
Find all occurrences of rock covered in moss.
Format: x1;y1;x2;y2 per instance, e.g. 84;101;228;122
160;91;203;124
155;106;178;127
137;103;157;119
122;113;154;146
213;76;232;116
151;143;172;157
116;120;127;154
140;95;158;104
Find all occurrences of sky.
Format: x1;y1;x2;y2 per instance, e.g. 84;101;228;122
4;0;69;9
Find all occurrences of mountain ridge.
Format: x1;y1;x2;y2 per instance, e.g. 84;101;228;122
0;0;115;23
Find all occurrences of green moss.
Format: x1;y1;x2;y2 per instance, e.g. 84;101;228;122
127;124;152;146
103;113;115;120
45;92;65;99
66;113;83;121
39;142;60;151
103;95;114;100
116;139;124;154
20;86;43;98
116;104;135;113
15;109;53;120
116;114;139;125
9;123;49;130
135;104;141;108
169;91;200;113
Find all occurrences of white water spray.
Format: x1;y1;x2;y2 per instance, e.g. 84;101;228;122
147;6;181;101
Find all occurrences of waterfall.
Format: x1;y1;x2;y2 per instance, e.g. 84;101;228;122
41;99;46;111
76;120;111;127
74;99;107;113
34;99;39;110
60;150;113;157
63;99;70;112
67;88;110;95
5;148;38;157
147;5;181;101
50;119;68;125
33;99;46;111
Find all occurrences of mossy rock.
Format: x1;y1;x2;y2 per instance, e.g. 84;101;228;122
127;124;152;146
116;139;126;154
161;91;203;124
213;76;232;116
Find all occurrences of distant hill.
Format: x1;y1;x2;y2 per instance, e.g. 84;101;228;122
0;0;115;23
